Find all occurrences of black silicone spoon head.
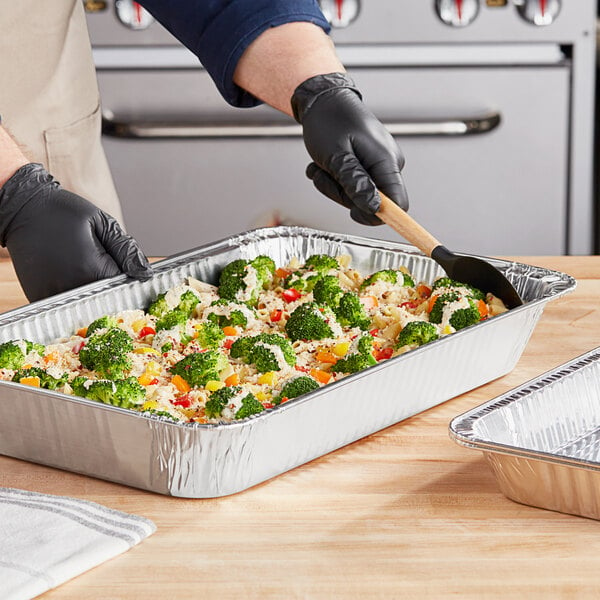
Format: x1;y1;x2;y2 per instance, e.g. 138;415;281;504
431;245;523;309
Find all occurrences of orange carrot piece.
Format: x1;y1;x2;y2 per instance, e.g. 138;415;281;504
171;374;191;393
315;350;338;364
310;368;332;385
427;294;439;313
225;373;240;387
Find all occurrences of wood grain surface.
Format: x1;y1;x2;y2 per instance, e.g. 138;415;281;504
1;256;599;600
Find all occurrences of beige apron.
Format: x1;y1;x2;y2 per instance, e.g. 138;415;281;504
0;0;124;224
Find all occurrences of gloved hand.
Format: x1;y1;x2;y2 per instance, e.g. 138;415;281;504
0;163;153;302
291;72;408;225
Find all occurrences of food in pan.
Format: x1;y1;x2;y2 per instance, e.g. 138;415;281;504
0;254;508;423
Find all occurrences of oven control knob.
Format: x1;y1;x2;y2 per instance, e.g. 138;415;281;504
514;0;561;26
435;0;480;27
318;0;360;28
115;0;154;30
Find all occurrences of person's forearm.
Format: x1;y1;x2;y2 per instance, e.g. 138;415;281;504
233;22;344;117
0;126;29;188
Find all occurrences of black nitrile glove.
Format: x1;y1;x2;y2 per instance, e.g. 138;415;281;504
0;163;153;302
291;72;408;225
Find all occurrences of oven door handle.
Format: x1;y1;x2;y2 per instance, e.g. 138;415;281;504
101;111;500;139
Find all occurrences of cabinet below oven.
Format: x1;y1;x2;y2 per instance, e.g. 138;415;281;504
99;62;570;257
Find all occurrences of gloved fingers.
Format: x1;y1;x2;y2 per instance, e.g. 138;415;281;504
327;152;387;225
364;159;409;212
93;212;154;280
306;162;353;210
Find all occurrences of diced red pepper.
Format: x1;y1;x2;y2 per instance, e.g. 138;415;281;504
223;338;234;350
270;309;283;322
280;396;289;404
72;341;85;354
295;365;309;372
400;301;419;310
262;402;274;410
369;328;380;337
373;347;394;361
282;288;302;303
149;378;159;385
173;395;192;408
139;326;156;338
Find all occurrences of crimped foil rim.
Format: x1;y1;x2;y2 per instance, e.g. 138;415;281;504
449;349;600;471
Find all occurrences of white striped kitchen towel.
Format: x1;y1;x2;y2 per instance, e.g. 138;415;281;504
0;487;156;600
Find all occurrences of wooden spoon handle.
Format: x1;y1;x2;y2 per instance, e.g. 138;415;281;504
375;192;441;257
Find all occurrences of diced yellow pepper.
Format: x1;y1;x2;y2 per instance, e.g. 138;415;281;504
205;380;225;392
145;361;162;376
257;371;277;386
442;325;453;335
142;400;159;411
256;391;270;402
131;319;147;333
333;342;350;357
19;376;41;387
138;373;154;386
133;347;160;355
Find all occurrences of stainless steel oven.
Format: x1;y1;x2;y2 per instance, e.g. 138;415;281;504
85;0;596;257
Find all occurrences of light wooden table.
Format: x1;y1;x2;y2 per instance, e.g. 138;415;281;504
1;256;600;599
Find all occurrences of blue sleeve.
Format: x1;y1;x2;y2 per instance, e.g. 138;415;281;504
139;0;331;108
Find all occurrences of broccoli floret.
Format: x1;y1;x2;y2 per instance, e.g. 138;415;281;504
218;256;275;306
283;270;321;292
178;289;201;314
357;334;375;355
428;292;460;325
160;342;173;353
448;299;482;331
12;367;68;390
205;386;264;419
194;322;225;349
204;386;238;418
78;327;133;379
70;376;145;409
396;321;439;348
334;292;371;330
312;275;344;308
251;255;276;284
147;288;200;319
282;254;338;292
229;336;256;360
332;334;377;374
332;352;377;374
235;394;264;419
86;315;119;337
155;309;188;332
0;340;44;369
169;350;228;388
361;269;415;289
218;259;261;306
147;292;169;318
273;375;320;405
141;408;179;421
304;254;339;273
285;302;336;342
432;277;485;301
205;299;251;329
230;333;296;372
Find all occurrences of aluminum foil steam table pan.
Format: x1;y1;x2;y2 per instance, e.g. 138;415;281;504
0;227;575;497
449;349;600;520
